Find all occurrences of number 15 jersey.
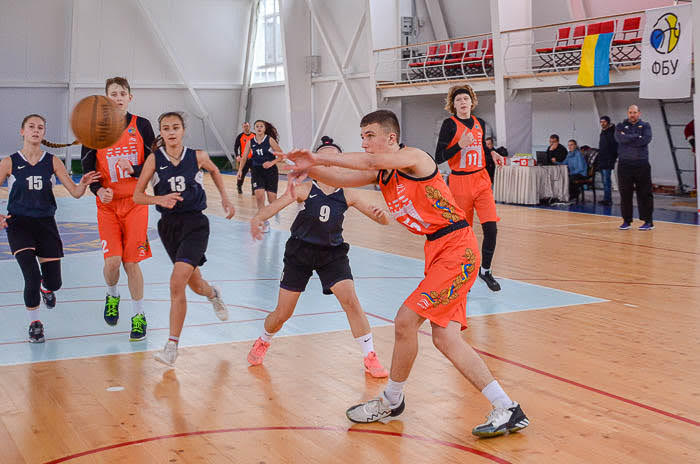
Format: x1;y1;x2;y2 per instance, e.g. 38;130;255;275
152;147;206;215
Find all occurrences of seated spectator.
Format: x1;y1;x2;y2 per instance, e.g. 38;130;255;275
558;139;588;199
485;137;496;183
546;134;567;165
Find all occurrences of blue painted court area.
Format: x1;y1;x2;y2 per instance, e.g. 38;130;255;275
0;197;605;366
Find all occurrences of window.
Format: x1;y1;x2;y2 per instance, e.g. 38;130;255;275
252;0;284;83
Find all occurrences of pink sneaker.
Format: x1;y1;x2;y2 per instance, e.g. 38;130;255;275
363;351;388;378
247;337;270;365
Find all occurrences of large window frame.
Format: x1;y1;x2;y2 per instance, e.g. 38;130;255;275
251;0;284;84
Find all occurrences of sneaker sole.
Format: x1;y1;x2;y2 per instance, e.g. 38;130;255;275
130;335;147;342
364;366;389;378
247;355;264;366
28;338;45;343
154;355;175;367
472;420;530;438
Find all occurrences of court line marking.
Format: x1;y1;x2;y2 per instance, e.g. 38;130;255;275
364;312;700;428
43;425;513;464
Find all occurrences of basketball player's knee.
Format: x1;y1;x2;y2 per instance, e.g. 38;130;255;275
104;258;120;274
40;260;62;291
169;275;188;297
431;330;450;354
15;250;41;308
394;314;416;340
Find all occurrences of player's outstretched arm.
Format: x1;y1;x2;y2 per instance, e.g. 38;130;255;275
133;154;183;209
344;189;390;225
197;150;234;219
52;156;101;198
0;157;11;187
250;182;311;240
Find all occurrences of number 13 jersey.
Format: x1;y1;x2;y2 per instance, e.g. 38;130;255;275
152;147;206;215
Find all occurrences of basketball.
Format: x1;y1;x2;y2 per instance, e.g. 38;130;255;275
70;95;125;149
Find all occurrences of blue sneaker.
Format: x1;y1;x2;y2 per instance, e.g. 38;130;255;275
619;222;631;230
638;222;654;231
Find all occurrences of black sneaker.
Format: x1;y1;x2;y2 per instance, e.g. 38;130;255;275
479;270;501;292
28;321;45;343
40;286;56;309
104;295;120;326
130;313;147;341
472;403;529;438
237;185;243;194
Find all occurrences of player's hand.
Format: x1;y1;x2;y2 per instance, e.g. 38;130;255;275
222;198;235;219
262;160;276;169
458;131;475;149
116;158;134;175
491;150;505;166
250;217;264;240
157;192;183;209
97;187;114;204
278;149;317;172
370;206;390;225
0;214;10;229
79;171;101;186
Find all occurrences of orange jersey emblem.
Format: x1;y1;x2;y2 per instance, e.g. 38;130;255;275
379;167;466;236
447;116;484;173
95;115;145;200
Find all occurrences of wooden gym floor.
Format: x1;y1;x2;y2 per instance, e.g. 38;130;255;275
0;173;698;463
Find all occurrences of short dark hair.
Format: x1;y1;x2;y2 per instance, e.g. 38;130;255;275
105;76;131;94
360;110;400;141
485;136;494;143
568;139;577;146
600;115;611;123
549;134;559;141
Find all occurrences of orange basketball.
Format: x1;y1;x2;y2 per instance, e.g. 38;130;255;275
70;95;125;149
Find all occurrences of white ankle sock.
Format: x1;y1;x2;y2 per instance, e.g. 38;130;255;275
383;379;405;406
107;285;119;297
132;298;143;316
27;308;40;324
355;333;375;357
168;335;179;345
260;331;275;343
481;380;513;409
481;266;491;274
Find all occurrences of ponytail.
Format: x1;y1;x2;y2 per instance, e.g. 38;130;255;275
151;135;164;154
42;139;78;148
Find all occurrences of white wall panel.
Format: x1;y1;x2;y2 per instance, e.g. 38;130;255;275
248;84;292;150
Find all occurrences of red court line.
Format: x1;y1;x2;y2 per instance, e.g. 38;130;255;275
364;312;699;428
43;425;512;464
518;278;700;289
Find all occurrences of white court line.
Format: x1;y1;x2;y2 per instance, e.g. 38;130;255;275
525;220;619;228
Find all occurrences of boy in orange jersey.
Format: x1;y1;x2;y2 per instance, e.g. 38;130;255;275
81;77;155;342
281;110;528;438
435;84;505;292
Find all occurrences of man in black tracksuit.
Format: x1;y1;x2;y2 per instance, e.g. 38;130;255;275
615;105;653;230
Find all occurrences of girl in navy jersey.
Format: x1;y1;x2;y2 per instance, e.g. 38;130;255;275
240;120;283;233
0;114;100;343
246;136;390;377
133;112;235;366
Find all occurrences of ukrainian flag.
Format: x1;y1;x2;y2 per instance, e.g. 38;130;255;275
577;32;614;87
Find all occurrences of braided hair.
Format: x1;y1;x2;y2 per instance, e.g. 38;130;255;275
316;135;342;152
21;114;78;148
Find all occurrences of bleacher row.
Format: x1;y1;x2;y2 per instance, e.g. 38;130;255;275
404;16;642;82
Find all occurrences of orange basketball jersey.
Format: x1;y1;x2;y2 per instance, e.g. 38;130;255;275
446;116;484;173
241;133;256;159
95;115;145;200
378;166;466;236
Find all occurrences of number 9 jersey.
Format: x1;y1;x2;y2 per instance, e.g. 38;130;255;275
151;147;207;215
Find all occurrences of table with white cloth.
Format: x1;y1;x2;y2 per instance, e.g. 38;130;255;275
493;165;569;205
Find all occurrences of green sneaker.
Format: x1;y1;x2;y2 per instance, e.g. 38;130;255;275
130;313;147;341
104;295;120;326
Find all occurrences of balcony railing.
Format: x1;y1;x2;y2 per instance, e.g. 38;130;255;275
373;11;646;87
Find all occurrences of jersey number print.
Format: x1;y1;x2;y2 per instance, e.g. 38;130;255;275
168;176;186;192
27;176;43;190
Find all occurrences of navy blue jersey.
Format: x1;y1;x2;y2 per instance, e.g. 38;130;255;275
290;182;348;247
152;147;206;215
7;152;57;218
249;135;275;167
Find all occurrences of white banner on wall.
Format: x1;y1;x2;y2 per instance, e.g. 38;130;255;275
639;4;693;99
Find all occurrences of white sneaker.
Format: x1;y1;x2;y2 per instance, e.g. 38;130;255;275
154;341;178;366
472;402;529;437
262;221;270;233
208;286;228;321
346;392;405;423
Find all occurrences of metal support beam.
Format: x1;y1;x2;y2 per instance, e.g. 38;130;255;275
424;0;449;41
489;0;508;147
694;0;700;212
135;0;233;165
567;0;588;20
64;0;79;169
305;0;363;119
238;0;261;130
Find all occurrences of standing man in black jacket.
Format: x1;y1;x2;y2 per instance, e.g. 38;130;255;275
234;122;255;194
615;105;654;230
598;116;618;206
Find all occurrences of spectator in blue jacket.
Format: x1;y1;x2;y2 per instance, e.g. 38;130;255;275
598;116;618;205
615;105;653;231
558;139;588;199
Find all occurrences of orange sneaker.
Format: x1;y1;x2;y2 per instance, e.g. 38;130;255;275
247;337;270;365
363;351;388;378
